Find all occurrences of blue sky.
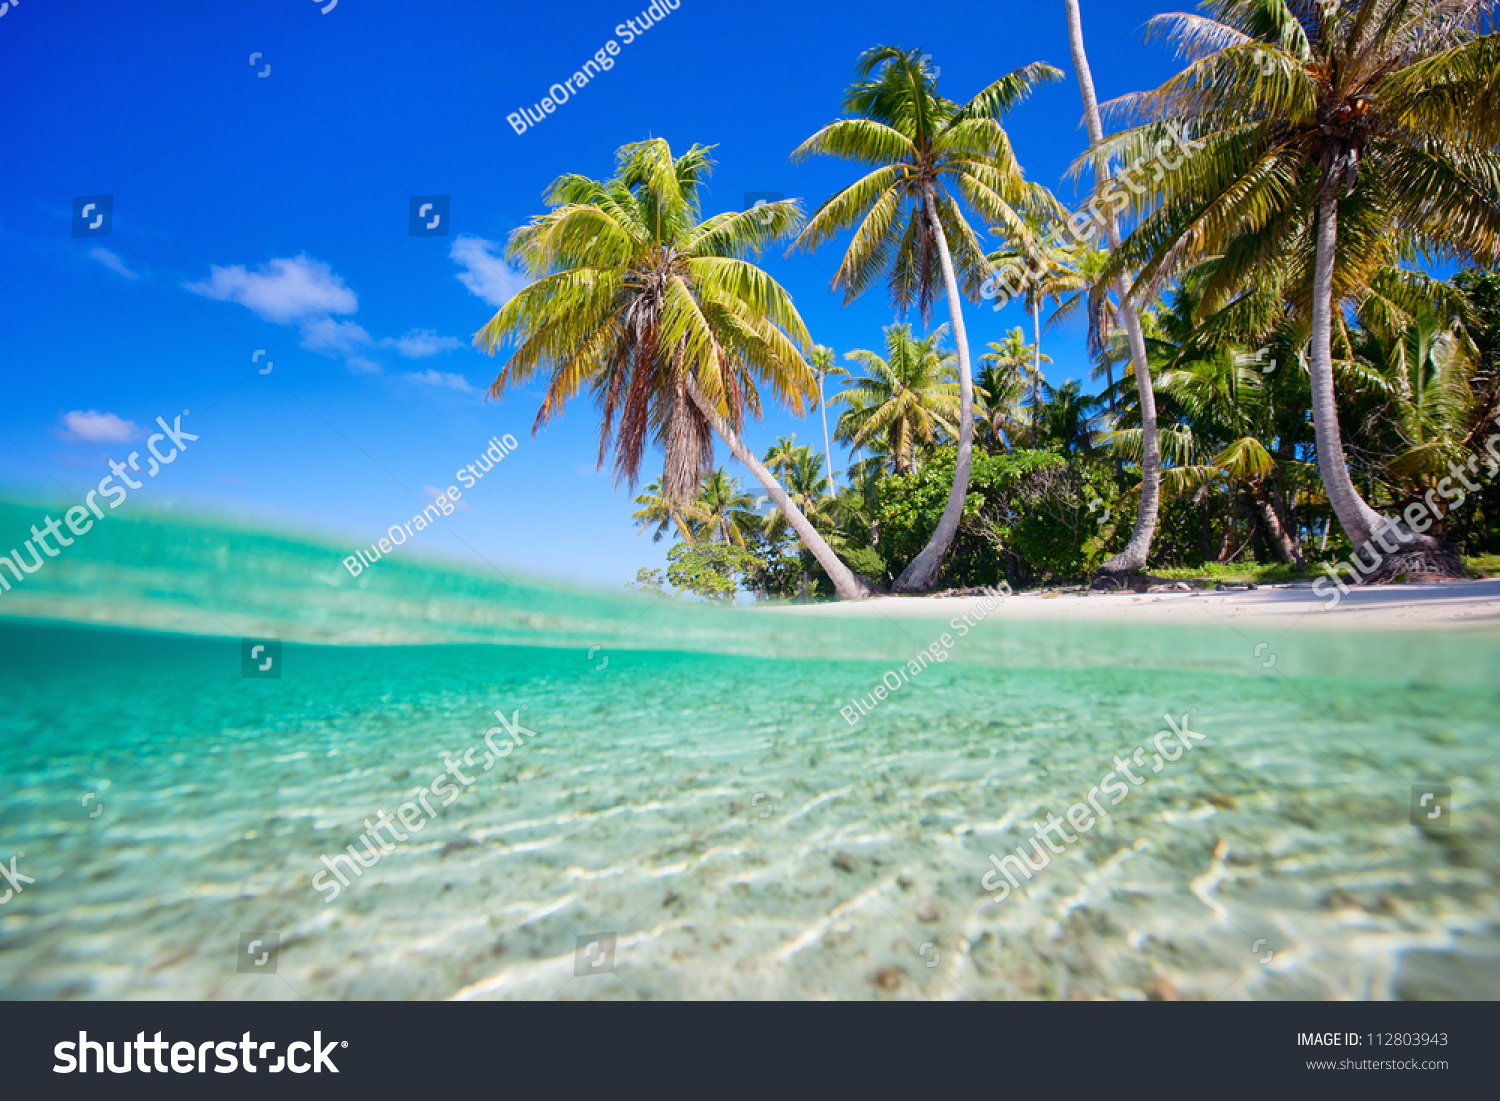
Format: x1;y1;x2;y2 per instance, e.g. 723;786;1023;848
0;0;1183;588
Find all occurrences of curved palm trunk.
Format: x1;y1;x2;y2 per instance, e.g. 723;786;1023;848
1309;187;1385;549
1066;0;1161;580
892;185;975;593
685;376;874;600
1301;183;1466;580
1306;186;1466;580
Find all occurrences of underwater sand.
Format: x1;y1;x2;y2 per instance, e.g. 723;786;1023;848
0;504;1495;1000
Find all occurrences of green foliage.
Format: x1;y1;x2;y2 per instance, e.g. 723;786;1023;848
625;568;666;595
1151;562;1311;585
1455;267;1500;394
840;544;887;584
666;542;765;602
477;136;814;508
1466;554;1500;578
738;529;806;600
876;446;1115;586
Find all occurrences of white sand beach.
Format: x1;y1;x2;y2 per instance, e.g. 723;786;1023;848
780;577;1500;629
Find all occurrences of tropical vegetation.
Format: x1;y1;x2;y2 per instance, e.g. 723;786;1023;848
473;2;1500;604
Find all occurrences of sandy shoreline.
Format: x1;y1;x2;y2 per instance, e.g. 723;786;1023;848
773;577;1500;629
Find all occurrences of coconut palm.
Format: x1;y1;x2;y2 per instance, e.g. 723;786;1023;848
696;468;761;547
1064;0;1166;581
475;137;872;599
809;345;851;491
833;324;965;475
1037;378;1104;456
985;209;1075;433
763;435;803;480
832;454;887;554
631;479;706;543
975;359;1030;451
980;327;1052;445
1092;0;1500;576
792;45;1063;591
1151;352;1311;565
1348;270;1483;529
1044;241;1129;417
760;446;835;539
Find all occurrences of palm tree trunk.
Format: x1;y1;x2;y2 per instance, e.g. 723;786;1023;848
1309;186;1384;549
1305;184;1466;580
1031;297;1044;446
684;376;874;600
1066;0;1161;580
892;183;975;593
1248;483;1303;566
819;373;837;492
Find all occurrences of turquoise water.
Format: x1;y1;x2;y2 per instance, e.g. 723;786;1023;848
0;502;1496;1000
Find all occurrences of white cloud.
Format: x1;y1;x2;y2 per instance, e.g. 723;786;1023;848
450;234;529;307
386;328;465;358
404;369;475;393
56;410;141;443
90;248;140;280
184;254;466;378
299;317;373;356
184;255;357;323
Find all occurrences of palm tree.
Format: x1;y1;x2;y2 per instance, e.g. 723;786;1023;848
793;45;1063;591
475;137;873;599
759;446;834;539
975;358;1030;451
631;478;705;543
809;345;851;491
980;327;1052;445
697;468;761;547
1094;0;1500;577
1064;0;1165;581
833;324;964;475
1349;270;1482;532
1038;378;1103;456
1042;241;1127;415
986;209;1075;431
1153;352;1310;566
832;454;887;555
763;435;803;480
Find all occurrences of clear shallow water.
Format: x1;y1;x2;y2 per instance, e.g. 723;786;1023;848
0;503;1497;1000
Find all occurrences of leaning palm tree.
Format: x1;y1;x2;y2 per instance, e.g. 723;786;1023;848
793;45;1063;590
476;137;872;599
833;323;965;475
1065;0;1165;582
809;345;851;491
1092;0;1500;577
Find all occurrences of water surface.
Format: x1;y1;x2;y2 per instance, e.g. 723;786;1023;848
0;504;1495;1000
